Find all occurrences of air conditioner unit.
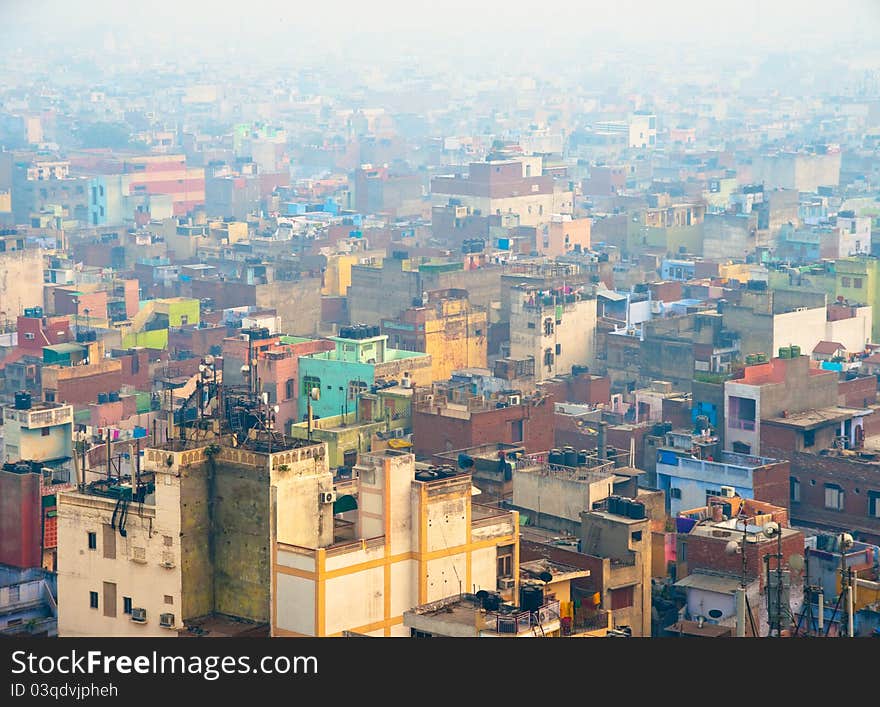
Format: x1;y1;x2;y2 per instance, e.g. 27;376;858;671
319;491;336;504
507;394;521;406
159;613;175;628
720;486;736;498
130;607;147;623
498;577;516;590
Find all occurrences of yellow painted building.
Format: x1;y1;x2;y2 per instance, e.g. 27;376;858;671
322;254;360;296
273;449;519;637
381;289;488;382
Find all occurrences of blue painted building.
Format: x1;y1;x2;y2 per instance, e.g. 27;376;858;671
297;326;431;424
656;448;783;516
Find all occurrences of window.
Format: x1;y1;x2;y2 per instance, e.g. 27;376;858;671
610;585;634;610
285;378;295;400
41;427;50;436
732;441;752;455
163;535;173;547
527;321;535;329
670;488;681;499
868;491;880;519
123;597;132;615
824;483;844;511
164;595;174;605
8;585;20;603
497;545;514;578
853;278;863;289
679;541;687;563
89;591;98;609
510;418;524;443
803;429;815;448
302;376;321;397
24;332;35;340
103;524;116;559
841;276;852;288
790;477;801;503
347;380;367;401
88;532;97;550
103;582;116;618
631;531;642;542
555;343;562;355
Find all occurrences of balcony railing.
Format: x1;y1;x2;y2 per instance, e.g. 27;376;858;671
483;600;562;635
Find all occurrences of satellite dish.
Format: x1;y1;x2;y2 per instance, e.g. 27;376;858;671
789;553;805;572
724;540;740;556
539;571;553;583
763;521;780;538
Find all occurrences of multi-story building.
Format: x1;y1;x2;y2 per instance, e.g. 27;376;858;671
430;157;572;228
1;396;74;571
750;147;842;192
509;285;596;383
537;215;591;258
723;354;838;456
273;449;520;637
655;447;789;516
380;289;487;382
297;325;432;422
672;495;804;637
577;503;653;636
411;386;555;458
87;154;205;224
56;427;333;637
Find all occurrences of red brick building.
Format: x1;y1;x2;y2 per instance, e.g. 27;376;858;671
0;465;42;569
412;388;556;457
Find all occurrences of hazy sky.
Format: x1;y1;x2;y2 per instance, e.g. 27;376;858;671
5;0;880;49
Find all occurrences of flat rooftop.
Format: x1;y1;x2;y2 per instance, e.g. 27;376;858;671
762;406;872;430
585;509;647;525
520;558;589;583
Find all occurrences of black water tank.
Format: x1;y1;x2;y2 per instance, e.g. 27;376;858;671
97;392;109;404
563;446;577;467
109;391;120;402
519;585;543;612
577;450;588;466
618;497;633;517
483;592;501;612
629;501;646;519
548;449;564;466
458;453;474;469
14;391;32;410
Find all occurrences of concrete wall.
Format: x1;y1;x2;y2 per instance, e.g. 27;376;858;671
703;213;758;260
256;279;322;336
825;307;872;353
57;470;182;637
512;469;612;524
772;307;827;358
0;249;45;316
